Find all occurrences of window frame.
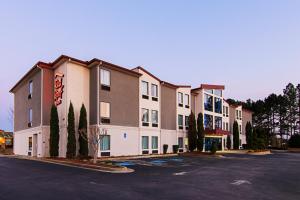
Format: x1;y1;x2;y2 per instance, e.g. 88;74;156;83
142;81;149;97
151;110;158;127
178;92;183;107
100;135;111;151
28;137;32;151
178;114;183;129
142;136;149;150
142;108;149;126
151;84;158;97
28;108;33;127
184;94;189;108
100;102;111;123
151;136;158;150
28;80;33;99
100;69;111;87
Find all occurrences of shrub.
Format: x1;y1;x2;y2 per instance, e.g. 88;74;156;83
50;105;59;157
196;113;204;152
67;102;76;159
233;121;240;150
211;142;217;154
289;134;300;148
78;104;88;157
163;144;168;154
173;145;179;153
226;135;231;150
188;112;197;152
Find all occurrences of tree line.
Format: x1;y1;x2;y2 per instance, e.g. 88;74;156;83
228;83;300;148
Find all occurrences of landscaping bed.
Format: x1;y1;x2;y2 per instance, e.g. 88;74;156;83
288;148;300;153
247;150;271;155
180;151;224;158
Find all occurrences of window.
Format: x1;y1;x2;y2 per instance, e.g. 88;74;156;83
100;69;110;86
184;94;189;108
178;115;183;129
226;122;229;131
28;137;32;151
215;90;222;97
142;136;149;150
28;109;33;127
204;114;213;129
142;108;149;126
223;106;225;116
185;116;189;129
214;97;222;114
178;92;183;106
28;80;33;99
204;89;213;94
239;110;242;120
100;102;110;123
152;136;158;150
236;110;239;120
215;116;222;129
142;81;149;98
151;110;158;127
151;84;158;97
178;137;183;149
204;94;213;112
100;135;110;151
226;107;229;117
223;122;225;130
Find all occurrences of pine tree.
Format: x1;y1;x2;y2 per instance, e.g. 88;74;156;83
67;102;76;159
296;84;300;134
226;135;231;150
50;105;59;157
245;122;253;149
284;83;297;136
188;112;197;152
233;121;240;150
196;113;204;152
78;104;88;157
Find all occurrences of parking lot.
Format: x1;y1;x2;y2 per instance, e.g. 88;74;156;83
1;152;300;200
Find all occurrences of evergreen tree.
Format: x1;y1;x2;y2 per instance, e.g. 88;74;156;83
188;112;197;152
245;122;253;149
78;104;88;157
196;113;204;151
50;105;59;157
226;135;231;150
284;83;297;136
233;121;240;150
67;102;76;159
296;84;300;134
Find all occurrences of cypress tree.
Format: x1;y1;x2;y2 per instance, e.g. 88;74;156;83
67;102;76;158
245;122;253;149
78;104;88;157
233;121;240;150
50;105;59;157
196;113;204;152
188;112;197;152
226;135;231;150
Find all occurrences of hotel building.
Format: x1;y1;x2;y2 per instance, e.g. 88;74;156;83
10;55;252;157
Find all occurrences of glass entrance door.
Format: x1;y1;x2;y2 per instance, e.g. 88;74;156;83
204;137;222;151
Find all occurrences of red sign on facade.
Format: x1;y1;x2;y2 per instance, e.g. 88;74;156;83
54;72;64;106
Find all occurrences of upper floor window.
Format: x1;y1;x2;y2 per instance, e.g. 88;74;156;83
185;116;189;130
204;89;213;94
142;81;149;99
28;108;33;127
28;80;33;99
142;108;149;126
151;84;158;101
214;97;222;114
178;115;183;129
184;94;189;108
100;69;110;86
215;116;222;129
215;90;222;97
178;92;183;107
239;110;242;120
204;114;213;129
151;110;158;127
100;102;110;123
226;107;229;117
204;94;213;112
236;110;239;120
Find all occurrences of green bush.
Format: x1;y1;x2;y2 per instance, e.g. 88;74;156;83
163;144;168;154
172;145;179;153
211;142;217;154
289;134;300;148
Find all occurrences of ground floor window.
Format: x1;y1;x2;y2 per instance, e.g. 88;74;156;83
178;137;183;149
152;136;158;150
100;135;110;151
204;137;222;151
28;137;32;151
142;136;149;150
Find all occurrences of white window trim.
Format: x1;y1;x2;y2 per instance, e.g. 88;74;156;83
100;69;111;86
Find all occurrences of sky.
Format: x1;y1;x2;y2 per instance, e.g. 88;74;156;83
1;0;300;131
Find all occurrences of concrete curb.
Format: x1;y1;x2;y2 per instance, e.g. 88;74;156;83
100;153;178;161
10;156;134;174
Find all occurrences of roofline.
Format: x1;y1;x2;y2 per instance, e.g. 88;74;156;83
192;84;225;91
9;62;51;93
90;59;142;77
132;66;161;82
161;81;191;89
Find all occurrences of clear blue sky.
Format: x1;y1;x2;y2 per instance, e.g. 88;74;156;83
1;0;300;131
